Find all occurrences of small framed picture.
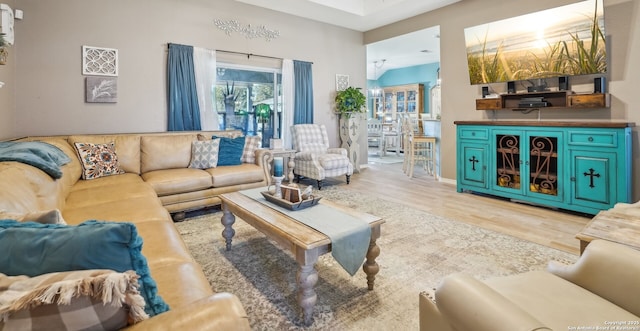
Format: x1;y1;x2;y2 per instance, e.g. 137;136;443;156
85;76;117;103
336;74;349;91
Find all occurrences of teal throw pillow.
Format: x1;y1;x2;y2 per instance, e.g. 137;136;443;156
0;220;169;317
214;136;245;166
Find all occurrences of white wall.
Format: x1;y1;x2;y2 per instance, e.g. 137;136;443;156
0;0;15;139
7;0;365;149
366;0;640;200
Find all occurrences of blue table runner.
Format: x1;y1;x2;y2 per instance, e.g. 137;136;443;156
240;188;371;276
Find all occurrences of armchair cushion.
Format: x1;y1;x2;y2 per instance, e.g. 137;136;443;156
319;153;352;170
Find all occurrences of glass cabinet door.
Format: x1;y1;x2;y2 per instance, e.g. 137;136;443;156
407;90;416;112
495;133;522;191
528;134;560;198
396;91;405;113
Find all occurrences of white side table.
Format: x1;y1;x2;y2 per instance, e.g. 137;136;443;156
263;149;296;183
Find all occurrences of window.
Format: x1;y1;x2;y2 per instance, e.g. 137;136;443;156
214;64;282;149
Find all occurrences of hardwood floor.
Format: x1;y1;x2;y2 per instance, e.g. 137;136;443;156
329;159;591;256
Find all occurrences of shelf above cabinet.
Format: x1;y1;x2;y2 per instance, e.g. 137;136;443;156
476;91;610;111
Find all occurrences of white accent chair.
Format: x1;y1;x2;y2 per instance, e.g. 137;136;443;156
291;124;354;190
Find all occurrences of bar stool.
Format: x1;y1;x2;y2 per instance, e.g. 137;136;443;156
402;116;437;179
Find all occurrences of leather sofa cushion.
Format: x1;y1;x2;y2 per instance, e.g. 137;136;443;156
67;175;158;209
142;168;212;196
149;261;214;309
485;271;638;330
134;220;194;267
207;164;264;187
141;135;196;173
62;196;170;225
68;135;141;174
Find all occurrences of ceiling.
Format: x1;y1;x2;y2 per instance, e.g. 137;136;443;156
236;0;453;80
235;0;459;32
366;26;440;80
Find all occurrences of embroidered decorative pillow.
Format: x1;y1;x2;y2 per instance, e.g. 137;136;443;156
242;136;261;164
188;139;220;169
0;220;170;317
0;269;148;330
0;209;66;225
215;136;246;166
73;142;125;180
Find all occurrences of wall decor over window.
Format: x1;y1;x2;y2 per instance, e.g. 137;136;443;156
214;19;280;41
336;74;349;91
86;77;117;103
82;46;118;76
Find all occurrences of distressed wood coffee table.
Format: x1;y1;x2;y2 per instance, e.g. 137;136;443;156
219;191;384;326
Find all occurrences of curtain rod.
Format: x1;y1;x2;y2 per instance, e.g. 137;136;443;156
217;49;313;64
166;44;312;64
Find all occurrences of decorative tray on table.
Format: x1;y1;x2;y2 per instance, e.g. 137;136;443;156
260;190;322;211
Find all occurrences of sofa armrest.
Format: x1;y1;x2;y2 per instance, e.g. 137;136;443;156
432;273;550;331
547;239;640;316
123;293;251;331
327;148;347;156
255;149;273;184
419;291;454;331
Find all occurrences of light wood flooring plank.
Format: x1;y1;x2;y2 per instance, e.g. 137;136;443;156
329;160;590;256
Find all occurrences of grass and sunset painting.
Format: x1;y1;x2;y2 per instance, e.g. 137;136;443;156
464;0;606;85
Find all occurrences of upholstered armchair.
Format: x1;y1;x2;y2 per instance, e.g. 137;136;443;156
419;239;640;331
291;124;354;189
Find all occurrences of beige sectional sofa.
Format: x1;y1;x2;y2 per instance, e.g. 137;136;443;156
0;130;271;330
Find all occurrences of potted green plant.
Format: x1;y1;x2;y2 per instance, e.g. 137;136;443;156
335;86;366;118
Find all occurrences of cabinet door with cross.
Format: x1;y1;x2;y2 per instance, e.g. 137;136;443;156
567;127;632;213
569;150;616;209
457;126;490;191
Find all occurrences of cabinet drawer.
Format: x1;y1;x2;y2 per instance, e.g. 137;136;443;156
458;127;489;140
568;94;610;108
568;131;618;148
476;99;502;110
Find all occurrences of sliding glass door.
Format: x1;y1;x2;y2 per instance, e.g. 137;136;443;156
214;65;282;148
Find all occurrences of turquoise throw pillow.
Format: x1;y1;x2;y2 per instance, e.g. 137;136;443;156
214;136;245;166
0;220;169;317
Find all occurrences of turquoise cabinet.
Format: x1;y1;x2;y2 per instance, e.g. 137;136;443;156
455;122;633;215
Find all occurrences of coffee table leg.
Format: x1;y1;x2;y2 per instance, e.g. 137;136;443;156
221;203;236;251
297;262;318;326
363;225;382;290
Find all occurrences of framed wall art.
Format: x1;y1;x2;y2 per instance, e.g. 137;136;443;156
82;45;118;76
86;76;117;103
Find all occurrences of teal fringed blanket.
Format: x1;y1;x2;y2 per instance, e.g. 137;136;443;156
0;141;71;179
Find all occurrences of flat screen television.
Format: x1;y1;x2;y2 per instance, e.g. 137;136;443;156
464;0;606;86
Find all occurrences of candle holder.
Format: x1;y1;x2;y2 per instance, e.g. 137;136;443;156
272;176;285;198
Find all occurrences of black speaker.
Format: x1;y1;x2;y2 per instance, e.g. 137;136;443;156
558;76;569;91
594;77;605;93
482;86;489;98
507;81;515;94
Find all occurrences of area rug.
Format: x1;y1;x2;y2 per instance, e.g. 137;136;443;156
175;187;577;330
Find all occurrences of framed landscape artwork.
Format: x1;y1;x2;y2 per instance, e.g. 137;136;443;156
464;0;606;85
